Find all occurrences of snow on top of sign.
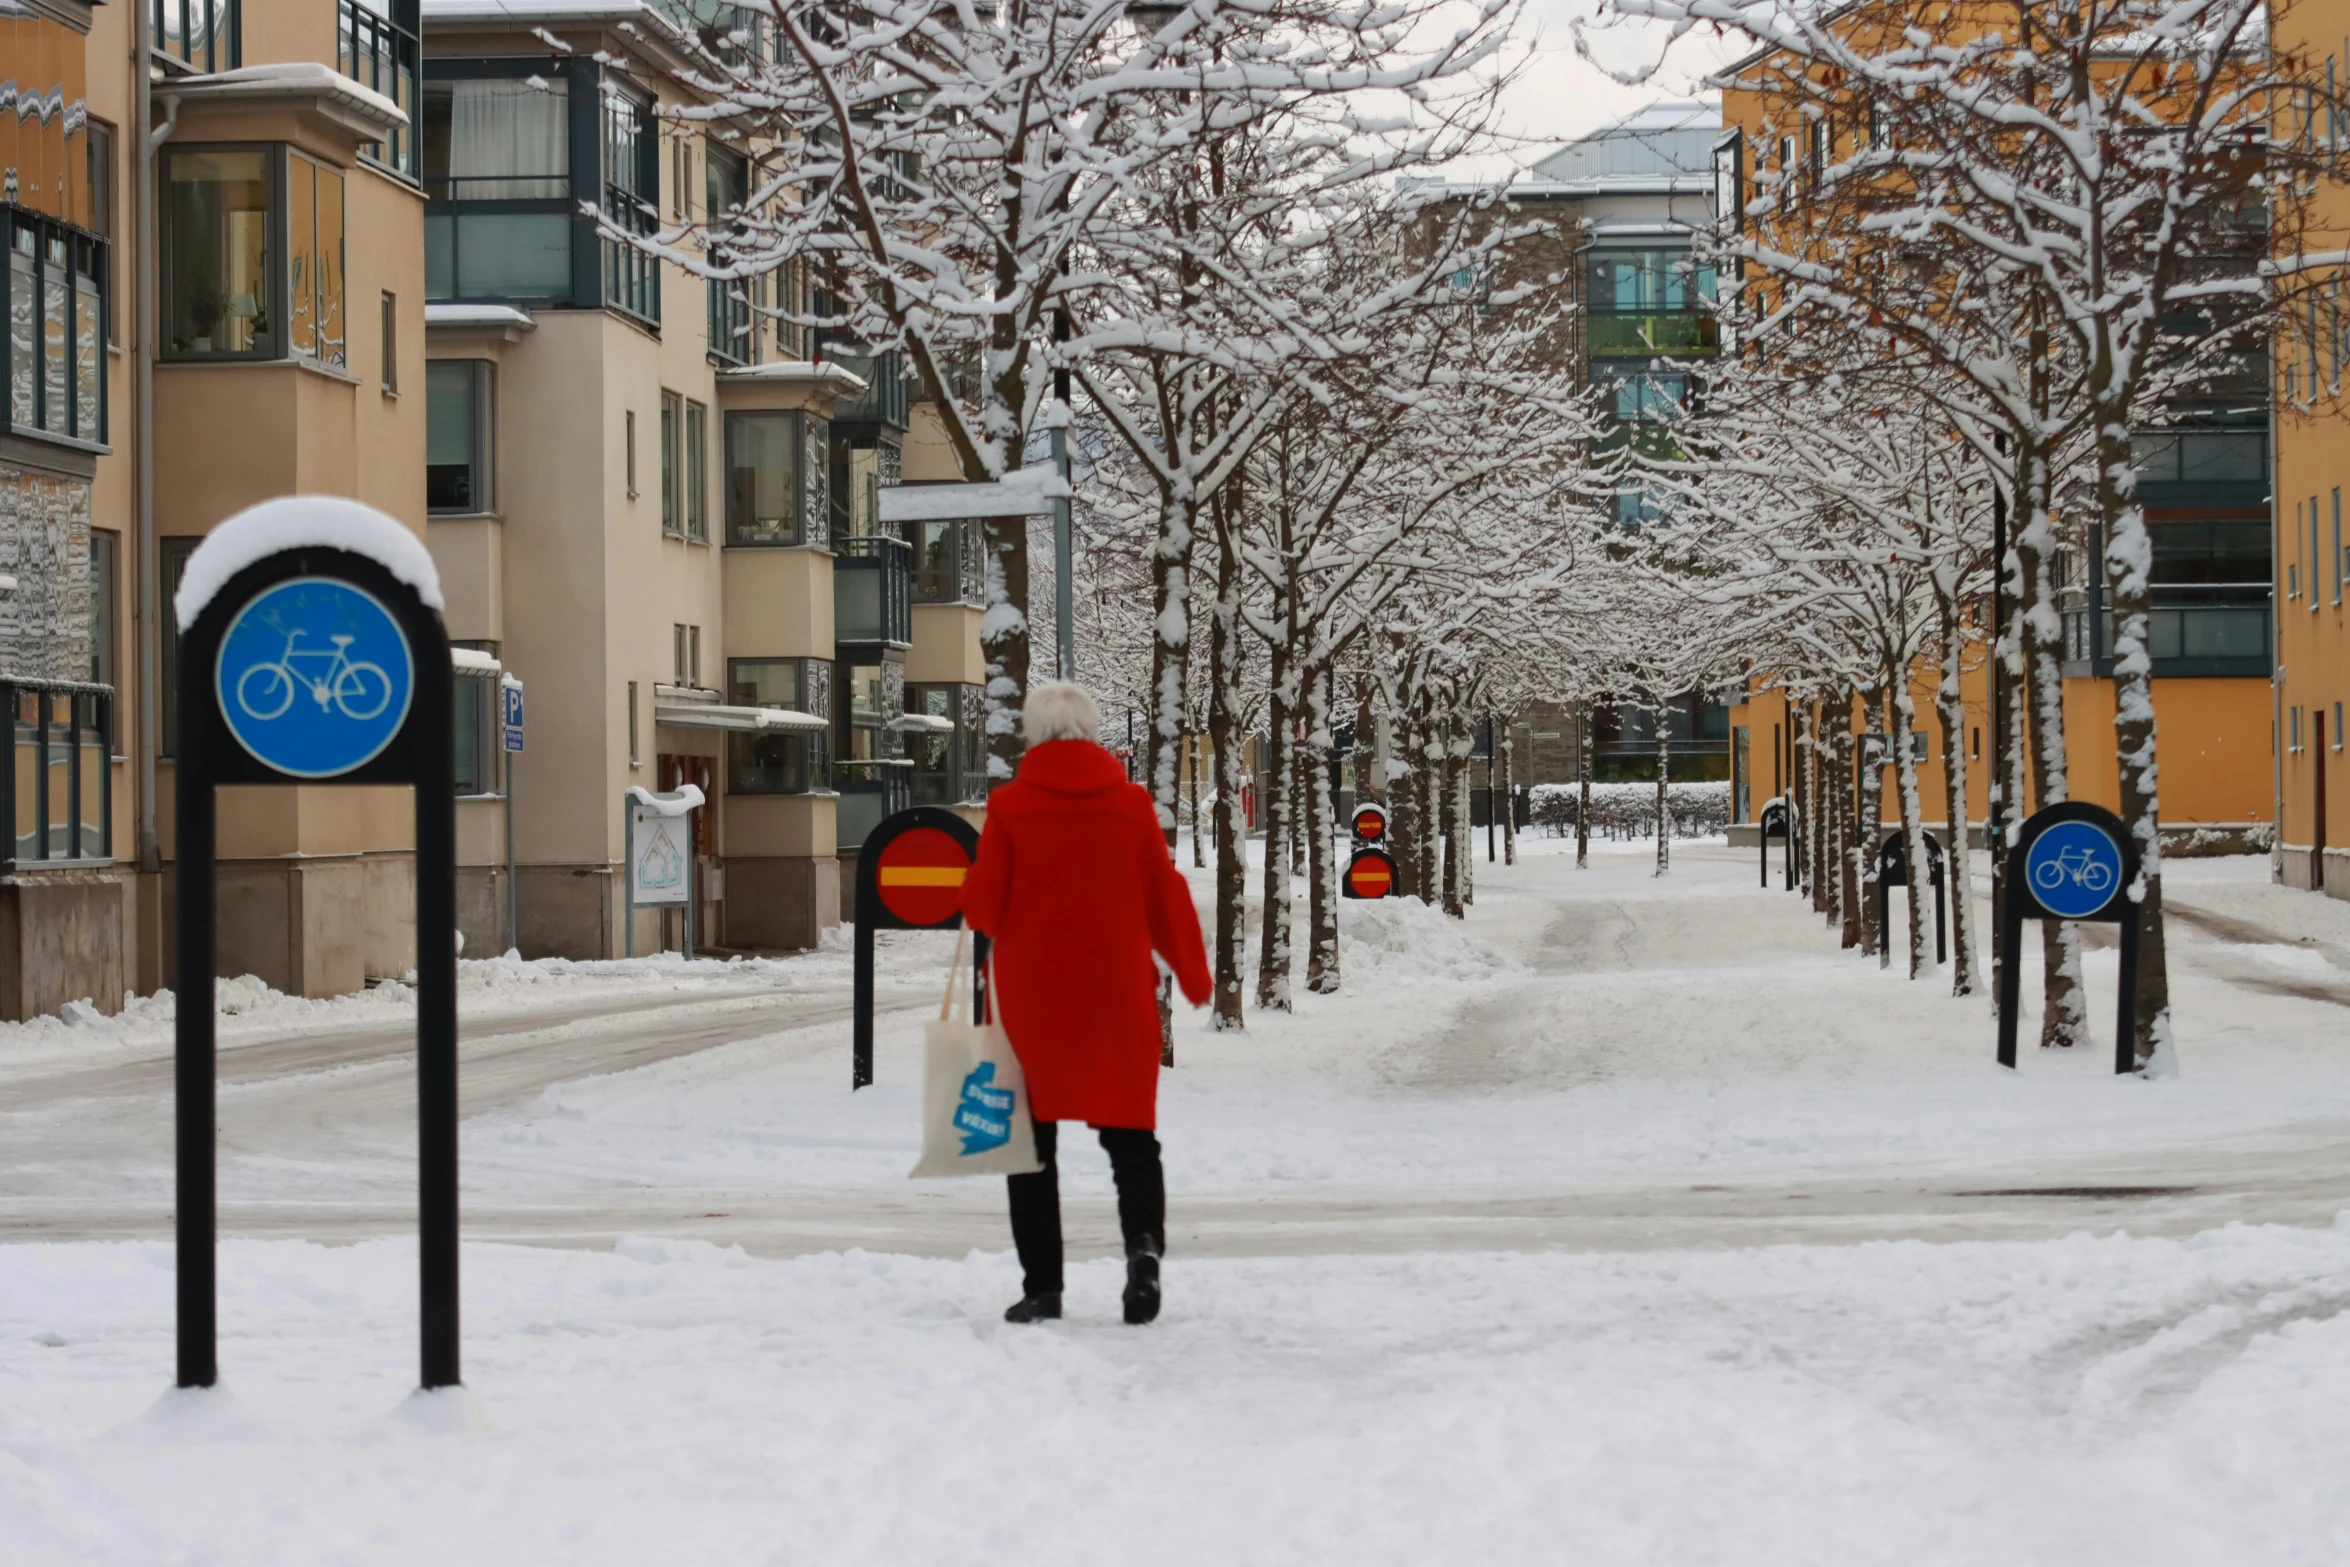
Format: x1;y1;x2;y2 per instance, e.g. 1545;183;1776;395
627;784;705;817
451;647;502;675
175;496;445;629
876;466;1069;523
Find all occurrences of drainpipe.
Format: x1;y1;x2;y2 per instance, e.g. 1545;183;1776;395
136;35;181;883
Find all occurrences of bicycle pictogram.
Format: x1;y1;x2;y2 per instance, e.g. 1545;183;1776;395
2030;845;2114;895
234;629;394;722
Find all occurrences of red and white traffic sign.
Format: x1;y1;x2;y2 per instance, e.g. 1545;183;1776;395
1351;802;1387;843
873;825;972;927
1343;848;1395;899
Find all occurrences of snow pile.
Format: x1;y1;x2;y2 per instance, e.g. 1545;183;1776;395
175;495;445;627
1528;780;1730;840
1335;891;1511;984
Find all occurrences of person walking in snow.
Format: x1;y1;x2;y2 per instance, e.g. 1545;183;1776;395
958;681;1212;1325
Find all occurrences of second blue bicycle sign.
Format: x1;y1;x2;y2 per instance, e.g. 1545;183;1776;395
1997;801;2142;1074
216;578;415;779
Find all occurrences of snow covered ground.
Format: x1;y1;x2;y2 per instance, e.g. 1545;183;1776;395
6;839;2350;1563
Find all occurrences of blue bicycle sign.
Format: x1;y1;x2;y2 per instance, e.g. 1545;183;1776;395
215;578;414;778
2023;819;2124;919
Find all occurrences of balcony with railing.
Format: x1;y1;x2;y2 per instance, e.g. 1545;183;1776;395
1586;312;1720;358
155;0;240;74
2131;427;2266;508
835;534;912;646
339;0;419;180
5;680;112;866
822;350;910;433
2058;519;2272;678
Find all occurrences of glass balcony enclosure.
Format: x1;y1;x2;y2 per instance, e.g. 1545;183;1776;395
911;516;984;604
835;535;911;645
4;680;111;865
161;147;344;371
726;658;830;794
1586;249;1715;316
906;681;985;806
6;208;105;446
2058;518;2272;676
833;655;908;850
725;410;830;546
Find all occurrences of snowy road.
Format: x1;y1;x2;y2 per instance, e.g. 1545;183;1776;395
8;840;2350;1565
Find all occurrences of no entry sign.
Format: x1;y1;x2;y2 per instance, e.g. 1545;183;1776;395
1351;802;1388;843
853;807;986;1089
874;826;972;927
1344;847;1396;899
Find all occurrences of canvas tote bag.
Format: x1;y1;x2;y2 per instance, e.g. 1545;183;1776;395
909;931;1043;1178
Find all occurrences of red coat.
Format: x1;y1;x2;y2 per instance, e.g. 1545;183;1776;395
958;739;1211;1130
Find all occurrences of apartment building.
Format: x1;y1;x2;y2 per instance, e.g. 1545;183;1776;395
0;0;427;1016
418;0;987;960
1715;42;2277;851
2274;0;2350;898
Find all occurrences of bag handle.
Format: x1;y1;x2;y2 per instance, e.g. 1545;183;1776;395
939;927;970;1023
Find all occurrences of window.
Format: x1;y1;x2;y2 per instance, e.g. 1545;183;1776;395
426;360;494;512
424;72;574;303
163;148;271;359
87;121;116;344
1809;119;1830;186
89;531;118;693
626;410;638;496
341;0;420;179
1778;136;1796;210
674;624;690;685
155;0;240;73
602;91;658;321
690;626;702;686
705;146;752;362
725;409;823;545
906;681;982;805
452;665;500;795
382;292;398;391
912;517;983;603
160;537;198;756
2315;498;2326;612
285;154;346;367
660;390;683;535
726;658;829;794
685;399;709;541
2336;488;2344;605
7;209;106;443
627;680;640;767
2291;706;2303;751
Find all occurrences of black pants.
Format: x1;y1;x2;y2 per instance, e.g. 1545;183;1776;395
1008;1121;1165;1297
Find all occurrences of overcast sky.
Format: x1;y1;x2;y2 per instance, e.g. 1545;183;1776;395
1448;0;1749;180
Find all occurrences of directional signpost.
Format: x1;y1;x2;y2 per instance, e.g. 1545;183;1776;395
174;500;457;1392
1996;802;2140;1073
854;806;986;1089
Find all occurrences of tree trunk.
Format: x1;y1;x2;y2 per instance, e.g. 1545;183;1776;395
1858;689;1887;960
1653;706;1671;876
1142;492;1194;844
1304;668;1340;995
1439;713;1464;918
1254;657;1295;1012
1207;496;1247;1032
1834;691;1862;948
980;514;1031;787
1935;598;1979;996
1801;699;1825;911
1575;702;1592;870
1420;707;1443;907
1188;731;1206;869
1499;721;1517;866
1889;677;1933;979
2012;433;2089;1050
1390;699;1421;902
1444;728;1470;917
2098;422;2174;1072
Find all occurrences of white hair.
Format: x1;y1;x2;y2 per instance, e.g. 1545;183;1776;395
1023;681;1101;745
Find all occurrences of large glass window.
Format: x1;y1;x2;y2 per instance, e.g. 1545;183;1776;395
423;75;573;302
686;399;710;542
911;516;983;603
89;531;119;693
286;154;347;368
1586;249;1714;314
7;211;106;444
727;410;826;545
340;0;420;180
427;360;494;512
661;390;683;535
726;657;829;794
706;146;753;362
602;90;658;321
163;148;274;359
906;681;982;805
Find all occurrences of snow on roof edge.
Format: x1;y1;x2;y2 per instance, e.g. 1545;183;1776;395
175;496;446;630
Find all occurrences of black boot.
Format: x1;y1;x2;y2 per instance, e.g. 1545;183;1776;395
1122;1248;1161;1326
1004;1292;1061;1324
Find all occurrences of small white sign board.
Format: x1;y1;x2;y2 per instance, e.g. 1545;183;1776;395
876;468;1067;524
630;807;691;906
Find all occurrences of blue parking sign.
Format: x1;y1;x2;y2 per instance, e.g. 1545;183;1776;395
215;578;414;779
502;683;524;752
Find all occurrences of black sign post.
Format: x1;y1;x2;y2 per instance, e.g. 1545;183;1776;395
853;806;986;1089
1875;830;1947;968
1759;799;1798;891
1996;801;2140;1074
175;540;457;1391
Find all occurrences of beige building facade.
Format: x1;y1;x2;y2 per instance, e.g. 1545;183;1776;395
419;1;986;961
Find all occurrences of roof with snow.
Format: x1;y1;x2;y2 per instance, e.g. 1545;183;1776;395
1518;100;1721;196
